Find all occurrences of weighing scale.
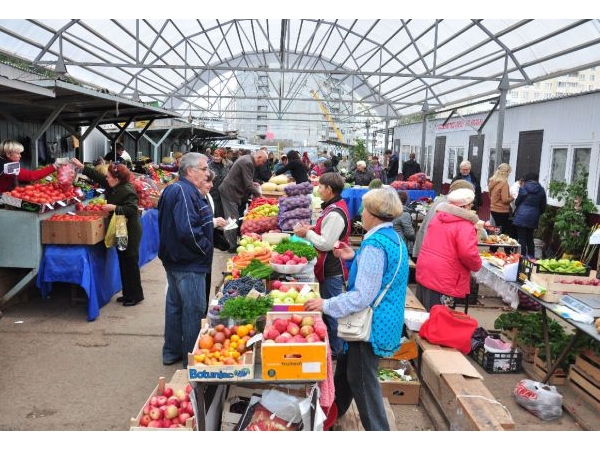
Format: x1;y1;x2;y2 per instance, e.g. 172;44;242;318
559;294;600;318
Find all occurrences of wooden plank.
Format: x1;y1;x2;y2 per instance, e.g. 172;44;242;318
333;398;396;430
405;287;425;311
569;366;600;405
442;374;514;430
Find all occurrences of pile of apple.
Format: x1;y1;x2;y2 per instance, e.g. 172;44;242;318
271;250;308;266
191;323;254;365
558;278;600;286
236;233;273;255
137;384;195;428
269;280;318;305
263;314;327;344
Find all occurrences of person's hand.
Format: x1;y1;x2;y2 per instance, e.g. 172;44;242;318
333;241;355;260
304;298;324;312
214;217;227;228
70;158;84;169
102;204;117;212
293;223;310;238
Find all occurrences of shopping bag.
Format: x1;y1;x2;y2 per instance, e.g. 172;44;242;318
513;379;563;421
114;214;128;251
213;228;230;251
418;305;478;354
104;214;117;248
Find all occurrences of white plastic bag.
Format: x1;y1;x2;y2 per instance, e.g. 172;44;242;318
513;379;563;421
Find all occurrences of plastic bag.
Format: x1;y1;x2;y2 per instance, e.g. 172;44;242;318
513;379;563;421
104;214;117;248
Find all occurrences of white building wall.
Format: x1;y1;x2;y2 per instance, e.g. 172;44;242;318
394;91;600;206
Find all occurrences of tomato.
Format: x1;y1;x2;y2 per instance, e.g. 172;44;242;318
199;335;214;350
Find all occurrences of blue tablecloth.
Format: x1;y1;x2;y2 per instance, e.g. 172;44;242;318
341;188;436;219
35;208;160;321
139;208;159;268
37;243;122;321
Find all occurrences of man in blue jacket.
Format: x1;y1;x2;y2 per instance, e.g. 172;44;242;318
158;153;214;367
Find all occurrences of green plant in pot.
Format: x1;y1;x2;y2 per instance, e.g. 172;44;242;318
546;173;596;260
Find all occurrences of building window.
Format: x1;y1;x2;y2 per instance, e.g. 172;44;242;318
572;147;591;181
488;147;511;179
550;147;568;183
550;145;592;190
591;74;595;81
446;146;465;180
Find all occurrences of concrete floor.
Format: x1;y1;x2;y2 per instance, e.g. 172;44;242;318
0;249;595;438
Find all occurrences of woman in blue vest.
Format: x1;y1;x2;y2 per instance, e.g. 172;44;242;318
305;187;409;431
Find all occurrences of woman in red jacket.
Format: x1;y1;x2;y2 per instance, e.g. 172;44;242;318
0;140;56;195
415;188;482;311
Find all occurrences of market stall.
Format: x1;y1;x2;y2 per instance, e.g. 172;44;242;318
35;208;159;321
342;187;436;219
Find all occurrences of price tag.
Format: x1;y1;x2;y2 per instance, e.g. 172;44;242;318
245;288;262;299
299;284;312;296
96;188;105;194
73;196;82;203
4;162;20;175
56;200;67;207
45;203;54;210
67;211;76;215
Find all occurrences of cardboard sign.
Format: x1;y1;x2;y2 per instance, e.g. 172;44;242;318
3;162;20;175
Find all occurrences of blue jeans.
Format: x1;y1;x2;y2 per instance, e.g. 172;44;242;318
334;341;390;430
163;269;207;368
320;275;344;357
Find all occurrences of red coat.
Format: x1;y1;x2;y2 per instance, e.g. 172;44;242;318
0;164;55;194
416;202;482;298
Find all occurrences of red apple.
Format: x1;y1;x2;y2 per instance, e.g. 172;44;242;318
156;395;168;407
165;404;179;420
166;396;180;407
139;414;151;427
162;386;173;398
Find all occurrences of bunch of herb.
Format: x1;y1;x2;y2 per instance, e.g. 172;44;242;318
220;295;274;324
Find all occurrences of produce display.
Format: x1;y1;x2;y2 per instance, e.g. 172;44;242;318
191;323;255;365
278;182;312;231
273;240;317;261
536;258;589;274
240;200;280;235
389;172;433;190
480;234;519;246
46;213;104;222
481;251;521;268
269;280;318;305
135;384;195;429
262;174;291;192
262;313;327;344
75;197;107;211
5;182;79;204
130;175;160;210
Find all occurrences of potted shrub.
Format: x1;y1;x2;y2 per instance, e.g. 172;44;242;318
546;174;597;260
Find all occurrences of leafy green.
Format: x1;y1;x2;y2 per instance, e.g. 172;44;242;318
273;241;317;260
241;259;273;279
220;295;274;324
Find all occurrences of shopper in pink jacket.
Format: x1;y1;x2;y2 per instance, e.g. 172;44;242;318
415;188;482;311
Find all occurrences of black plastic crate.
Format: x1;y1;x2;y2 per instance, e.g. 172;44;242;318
517;256;535;284
470;346;523;374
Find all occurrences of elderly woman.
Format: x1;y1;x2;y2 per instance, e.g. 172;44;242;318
71;157;144;307
415;188;483;311
0;140;58;195
305;187;409;431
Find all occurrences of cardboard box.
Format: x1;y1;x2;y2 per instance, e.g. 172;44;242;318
378;359;421;404
187;330;255;383
1;193;60;213
41;215;105;245
270;281;319;311
261;311;327;381
531;270;600;296
129;374;195;430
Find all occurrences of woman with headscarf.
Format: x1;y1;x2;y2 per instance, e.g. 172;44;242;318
305;187;409;431
208;148;229;219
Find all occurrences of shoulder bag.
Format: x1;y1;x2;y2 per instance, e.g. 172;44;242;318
337;235;403;342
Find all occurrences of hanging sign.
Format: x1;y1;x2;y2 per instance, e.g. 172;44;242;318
435;118;484;134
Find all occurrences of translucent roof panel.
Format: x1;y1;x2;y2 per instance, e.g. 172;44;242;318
0;19;599;125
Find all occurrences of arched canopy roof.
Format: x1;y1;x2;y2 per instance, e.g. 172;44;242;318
1;19;600;126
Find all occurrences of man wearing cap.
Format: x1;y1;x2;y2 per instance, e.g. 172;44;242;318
415;187;483;311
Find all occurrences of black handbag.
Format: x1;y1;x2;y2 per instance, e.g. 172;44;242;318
213;228;230;251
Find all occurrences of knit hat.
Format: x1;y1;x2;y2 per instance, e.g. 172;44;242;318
447;188;475;207
449;179;474;193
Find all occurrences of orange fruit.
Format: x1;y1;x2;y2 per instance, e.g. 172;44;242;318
199;334;214;350
236;325;249;338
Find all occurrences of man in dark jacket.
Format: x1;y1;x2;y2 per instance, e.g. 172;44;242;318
512;172;547;259
402;153;421;180
158;153;213;367
384;149;399;182
219;149;268;251
451;160;482;210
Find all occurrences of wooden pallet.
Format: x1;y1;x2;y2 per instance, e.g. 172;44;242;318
567;351;600;412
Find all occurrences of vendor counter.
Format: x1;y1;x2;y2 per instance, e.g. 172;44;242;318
342;187;435;219
36;209;159;321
